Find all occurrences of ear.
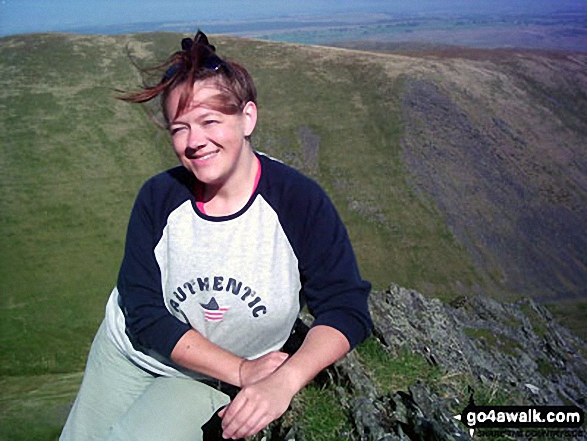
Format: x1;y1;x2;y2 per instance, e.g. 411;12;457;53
242;101;257;138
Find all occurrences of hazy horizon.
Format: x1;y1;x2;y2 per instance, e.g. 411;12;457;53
2;0;587;38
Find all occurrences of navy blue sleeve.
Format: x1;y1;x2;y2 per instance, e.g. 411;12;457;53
262;156;373;350
117;171;192;359
298;186;373;349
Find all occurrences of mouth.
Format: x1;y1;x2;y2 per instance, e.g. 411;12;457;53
193;150;219;162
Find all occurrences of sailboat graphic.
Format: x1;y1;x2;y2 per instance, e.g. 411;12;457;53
200;297;229;322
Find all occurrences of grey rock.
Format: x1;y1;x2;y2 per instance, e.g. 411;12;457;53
255;284;586;440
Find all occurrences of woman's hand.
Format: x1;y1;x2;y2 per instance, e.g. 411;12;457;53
218;371;296;439
217;351;290;439
239;351;289;387
219;325;351;439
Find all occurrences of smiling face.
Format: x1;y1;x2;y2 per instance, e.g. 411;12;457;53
166;80;258;191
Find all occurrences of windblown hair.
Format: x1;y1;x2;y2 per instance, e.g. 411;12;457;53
118;31;257;125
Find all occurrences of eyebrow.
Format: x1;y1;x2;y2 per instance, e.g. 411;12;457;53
169;91;234;125
169;110;222;126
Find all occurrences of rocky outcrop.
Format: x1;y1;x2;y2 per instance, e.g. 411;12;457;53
369;284;587;408
256;284;587;440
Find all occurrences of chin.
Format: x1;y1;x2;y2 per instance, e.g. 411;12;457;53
193;170;224;186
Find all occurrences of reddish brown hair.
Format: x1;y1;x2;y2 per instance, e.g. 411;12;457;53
118;31;257;126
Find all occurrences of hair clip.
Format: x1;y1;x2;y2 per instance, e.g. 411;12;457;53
194;30;216;52
162;31;228;83
181;38;193;51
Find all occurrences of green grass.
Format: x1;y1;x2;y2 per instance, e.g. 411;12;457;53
293;385;354;440
0;33;180;437
0;34;180;376
463;328;523;358
545;299;587;343
0;373;82;441
357;337;442;393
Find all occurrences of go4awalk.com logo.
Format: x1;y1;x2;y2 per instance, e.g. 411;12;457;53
454;395;584;438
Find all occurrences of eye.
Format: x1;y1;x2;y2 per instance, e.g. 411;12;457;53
203;119;219;126
170;126;187;135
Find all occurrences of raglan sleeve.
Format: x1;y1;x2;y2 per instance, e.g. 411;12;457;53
296;183;373;350
116;179;191;359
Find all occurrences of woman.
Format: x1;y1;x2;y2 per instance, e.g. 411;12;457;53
61;31;372;441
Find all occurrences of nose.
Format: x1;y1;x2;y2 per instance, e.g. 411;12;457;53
187;126;207;152
184;146;199;158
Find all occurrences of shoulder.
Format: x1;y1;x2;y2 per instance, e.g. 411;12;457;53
141;166;193;194
136;166;193;202
131;166;194;224
256;152;347;255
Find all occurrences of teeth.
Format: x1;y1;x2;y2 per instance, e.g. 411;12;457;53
197;152;217;161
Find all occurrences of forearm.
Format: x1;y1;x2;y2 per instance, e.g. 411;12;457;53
275;324;350;392
170;329;243;386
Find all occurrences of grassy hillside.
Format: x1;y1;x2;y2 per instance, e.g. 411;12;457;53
0;33;585;439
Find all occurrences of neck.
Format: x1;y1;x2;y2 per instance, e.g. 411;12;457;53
200;149;259;216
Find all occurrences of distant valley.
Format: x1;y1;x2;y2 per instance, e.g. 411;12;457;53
64;11;587;53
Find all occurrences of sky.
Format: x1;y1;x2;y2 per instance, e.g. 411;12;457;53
1;0;587;37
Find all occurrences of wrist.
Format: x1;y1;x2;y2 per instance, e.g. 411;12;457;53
272;359;308;394
238;358;246;387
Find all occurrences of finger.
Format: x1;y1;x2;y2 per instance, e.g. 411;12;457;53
220;395;249;431
224;406;267;439
269;351;289;363
222;403;257;439
238;405;284;440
